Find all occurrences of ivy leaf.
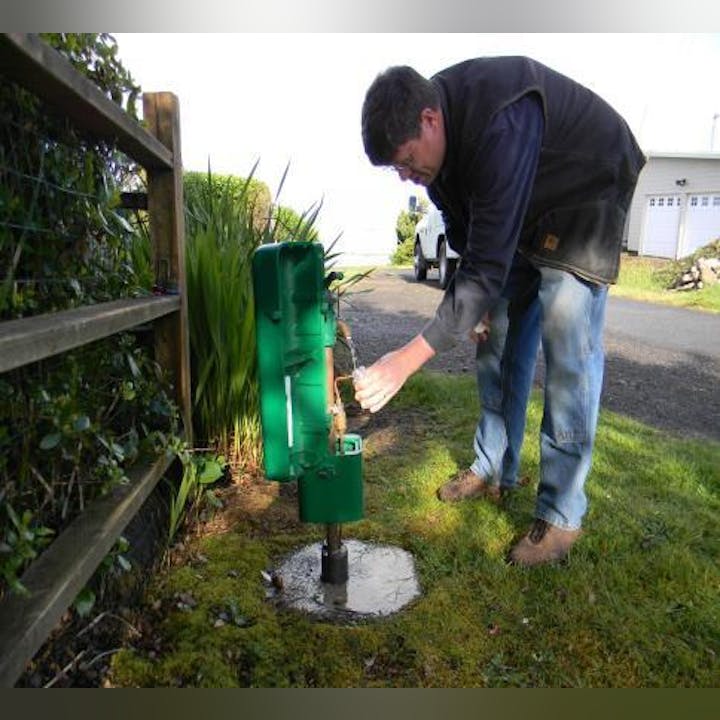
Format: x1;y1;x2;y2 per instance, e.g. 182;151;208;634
121;381;136;401
126;353;141;379
73;415;91;432
116;536;130;553
73;588;96;618
198;460;224;485
40;433;62;450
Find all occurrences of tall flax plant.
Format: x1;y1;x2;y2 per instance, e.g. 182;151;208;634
184;164;322;472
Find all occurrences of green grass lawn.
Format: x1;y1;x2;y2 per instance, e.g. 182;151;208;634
613;254;720;312
110;373;720;687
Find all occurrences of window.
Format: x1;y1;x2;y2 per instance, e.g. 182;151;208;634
713;196;720;206
649;198;656;207
667;198;674;206
658;198;665;206
691;197;698;206
701;196;709;207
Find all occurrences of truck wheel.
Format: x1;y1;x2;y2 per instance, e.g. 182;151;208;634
438;240;456;289
414;241;427;281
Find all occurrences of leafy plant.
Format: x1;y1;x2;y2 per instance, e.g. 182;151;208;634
168;447;226;543
1;33;145;320
0;331;181;597
72;535;133;617
40;34;141;119
0;499;55;596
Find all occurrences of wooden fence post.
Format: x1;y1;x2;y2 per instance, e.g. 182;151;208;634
143;92;193;442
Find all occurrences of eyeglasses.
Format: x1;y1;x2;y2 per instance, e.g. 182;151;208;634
390;151;415;174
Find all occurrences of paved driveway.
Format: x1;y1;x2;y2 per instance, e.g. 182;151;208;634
340;268;720;442
606;297;720;359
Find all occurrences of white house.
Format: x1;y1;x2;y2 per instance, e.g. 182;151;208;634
625;152;720;259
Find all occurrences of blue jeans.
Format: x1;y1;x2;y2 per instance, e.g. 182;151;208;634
470;264;608;530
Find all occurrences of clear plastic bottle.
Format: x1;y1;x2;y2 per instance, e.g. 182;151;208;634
351;365;367;385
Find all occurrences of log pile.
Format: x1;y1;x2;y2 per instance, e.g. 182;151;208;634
669;255;720;291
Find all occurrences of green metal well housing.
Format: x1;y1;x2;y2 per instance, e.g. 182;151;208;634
252;241;363;524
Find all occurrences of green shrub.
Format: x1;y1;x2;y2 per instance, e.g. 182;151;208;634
184;171;271;234
391;239;415;266
392;201;426;266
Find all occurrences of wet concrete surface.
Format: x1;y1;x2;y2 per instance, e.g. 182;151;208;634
271;540;421;622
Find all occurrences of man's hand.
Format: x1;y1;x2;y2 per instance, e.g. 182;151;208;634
354;334;435;413
468;312;491;344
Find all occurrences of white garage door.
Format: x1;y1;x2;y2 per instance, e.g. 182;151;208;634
642;195;682;258
682;194;720;256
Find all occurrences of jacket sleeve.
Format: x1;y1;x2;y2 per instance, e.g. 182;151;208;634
422;94;545;352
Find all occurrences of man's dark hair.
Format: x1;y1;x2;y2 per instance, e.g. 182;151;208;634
361;65;439;165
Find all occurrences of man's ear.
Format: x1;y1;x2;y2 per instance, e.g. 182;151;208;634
420;107;442;133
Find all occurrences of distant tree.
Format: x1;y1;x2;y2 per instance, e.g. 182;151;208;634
392;198;429;265
395;197;428;245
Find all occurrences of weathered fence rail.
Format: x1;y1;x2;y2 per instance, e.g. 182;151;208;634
0;33;192;687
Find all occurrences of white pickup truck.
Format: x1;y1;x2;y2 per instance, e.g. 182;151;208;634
413;207;460;289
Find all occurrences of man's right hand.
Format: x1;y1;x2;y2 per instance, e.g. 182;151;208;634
469;313;491;343
353;334;436;413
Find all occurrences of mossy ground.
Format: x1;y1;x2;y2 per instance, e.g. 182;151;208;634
109;373;720;687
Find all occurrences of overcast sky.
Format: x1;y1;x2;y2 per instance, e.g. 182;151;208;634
114;33;720;264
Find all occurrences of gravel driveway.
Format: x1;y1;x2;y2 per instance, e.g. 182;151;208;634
339;267;720;443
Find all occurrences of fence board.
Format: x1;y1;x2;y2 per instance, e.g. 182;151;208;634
0;449;179;687
0;33;173;170
0;295;180;373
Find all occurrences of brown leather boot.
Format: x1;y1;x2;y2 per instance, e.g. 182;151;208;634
508;519;581;566
436;469;500;503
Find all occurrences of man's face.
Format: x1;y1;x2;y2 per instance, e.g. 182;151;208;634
390;107;446;187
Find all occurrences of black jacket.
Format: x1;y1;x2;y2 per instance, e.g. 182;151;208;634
423;56;645;351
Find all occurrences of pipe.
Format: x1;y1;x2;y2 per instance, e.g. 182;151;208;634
321;328;349;584
321;523;348;584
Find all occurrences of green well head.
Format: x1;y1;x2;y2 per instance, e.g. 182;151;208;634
251;242;363;523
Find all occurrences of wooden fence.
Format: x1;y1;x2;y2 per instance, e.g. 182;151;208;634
0;33;192;686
